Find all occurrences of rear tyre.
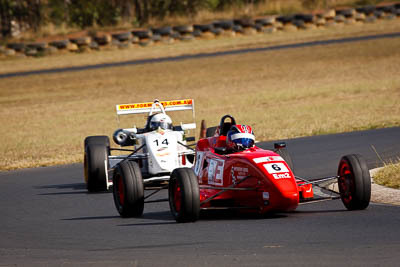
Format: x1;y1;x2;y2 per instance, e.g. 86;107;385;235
337;154;371;210
169;168;200;223
84;142;109;192
84;135;110;148
113;161;144;217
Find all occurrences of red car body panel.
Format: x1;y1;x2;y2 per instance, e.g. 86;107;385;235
195;135;313;213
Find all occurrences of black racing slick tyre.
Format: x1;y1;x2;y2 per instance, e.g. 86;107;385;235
84;136;110;192
84;135;110;148
337;154;371;210
113;161;144;218
84;144;109;192
169;168;200;223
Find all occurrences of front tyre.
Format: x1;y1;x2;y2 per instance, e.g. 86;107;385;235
113;160;144;218
169;168;200;223
337;154;371;210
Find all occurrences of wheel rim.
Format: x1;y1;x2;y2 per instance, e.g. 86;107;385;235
117;174;124;206
338;161;354;204
174;181;181;213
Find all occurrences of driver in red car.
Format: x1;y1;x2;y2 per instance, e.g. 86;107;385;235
226;124;255;152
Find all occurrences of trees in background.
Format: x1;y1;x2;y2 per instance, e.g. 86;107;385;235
0;0;43;37
1;0;330;38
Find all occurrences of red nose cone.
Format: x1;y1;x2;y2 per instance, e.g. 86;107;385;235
280;191;299;211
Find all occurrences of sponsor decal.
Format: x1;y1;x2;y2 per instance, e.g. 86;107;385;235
207;158;225;186
118;99;193;110
231;166;249;183
253;156;284;164
272;173;291;179
156;151;170;157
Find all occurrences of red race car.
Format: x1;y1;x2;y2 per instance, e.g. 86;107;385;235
113;114;371;222
168;115;371;222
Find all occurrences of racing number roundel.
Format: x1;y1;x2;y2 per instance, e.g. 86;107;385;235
264;163;288;174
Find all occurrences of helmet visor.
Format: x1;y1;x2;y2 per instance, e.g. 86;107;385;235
150;121;172;130
233;138;254;150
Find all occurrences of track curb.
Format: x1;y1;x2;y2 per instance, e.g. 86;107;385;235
370;168;400;206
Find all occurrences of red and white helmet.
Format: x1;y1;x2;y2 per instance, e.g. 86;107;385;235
226;125;255;151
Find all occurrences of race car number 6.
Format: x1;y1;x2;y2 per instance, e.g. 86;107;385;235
263;163;289;174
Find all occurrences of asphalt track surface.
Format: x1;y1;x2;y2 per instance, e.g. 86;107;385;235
1;127;400;266
1;31;400;79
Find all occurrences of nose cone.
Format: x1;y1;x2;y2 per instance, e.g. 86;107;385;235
266;174;299;211
278;190;299;211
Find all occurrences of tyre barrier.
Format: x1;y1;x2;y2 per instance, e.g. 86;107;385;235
152;34;162;43
49;40;70;49
356;5;376;15
69;36;91;46
276;15;294;24
255;17;275;26
111;32;132;42
173;25;194;34
26;42;47;51
3;2;400;57
210;28;223;36
295;14;315;23
336;8;357;18
193;24;214;32
7;42;25;52
234;18;255;28
213;20;234;30
93;35;112;45
132;30;152;39
152;26;173;36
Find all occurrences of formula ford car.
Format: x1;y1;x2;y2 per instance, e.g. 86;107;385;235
83;99;196;193
113;114;371;222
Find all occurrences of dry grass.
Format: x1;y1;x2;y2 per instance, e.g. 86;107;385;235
1;19;399;75
0;0;374;39
0;23;399;170
374;161;400;189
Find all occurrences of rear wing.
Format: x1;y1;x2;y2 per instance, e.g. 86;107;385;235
116;99;195;116
116;99;196;130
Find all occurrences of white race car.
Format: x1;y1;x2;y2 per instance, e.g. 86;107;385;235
83;99;196;196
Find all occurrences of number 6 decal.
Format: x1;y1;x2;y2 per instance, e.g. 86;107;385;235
264;163;288;174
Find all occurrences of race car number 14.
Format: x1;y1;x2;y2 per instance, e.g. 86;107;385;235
153;138;169;146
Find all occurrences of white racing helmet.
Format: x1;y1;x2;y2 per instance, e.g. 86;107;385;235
149;113;173;130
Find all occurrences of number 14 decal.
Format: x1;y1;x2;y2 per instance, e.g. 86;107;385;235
154;138;169;146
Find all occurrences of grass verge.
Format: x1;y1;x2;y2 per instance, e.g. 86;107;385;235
374;161;400;189
0;22;399;171
1;18;400;75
